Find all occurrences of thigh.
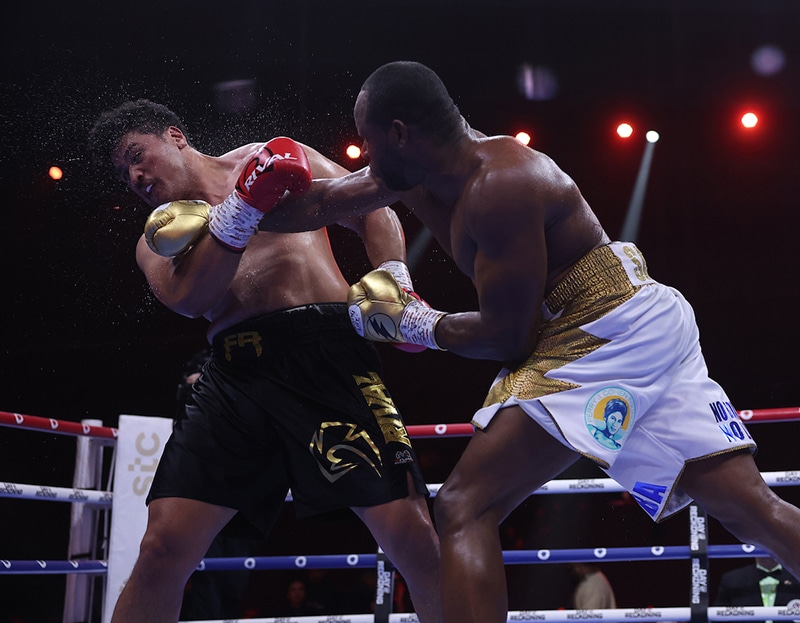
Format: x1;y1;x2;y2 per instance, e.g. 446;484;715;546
678;449;777;521
441;405;579;524
143;497;238;565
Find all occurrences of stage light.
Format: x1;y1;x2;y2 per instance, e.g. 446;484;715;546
616;123;633;139
741;112;758;129
48;166;63;180
345;144;361;159
751;44;785;77
515;131;531;146
516;63;558;101
645;131;660;143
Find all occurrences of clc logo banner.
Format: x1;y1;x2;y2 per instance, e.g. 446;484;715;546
103;415;173;623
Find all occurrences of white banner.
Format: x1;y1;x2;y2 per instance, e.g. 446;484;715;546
103;415;173;623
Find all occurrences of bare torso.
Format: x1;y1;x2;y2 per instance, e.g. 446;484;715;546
137;142;355;341
397;133;609;297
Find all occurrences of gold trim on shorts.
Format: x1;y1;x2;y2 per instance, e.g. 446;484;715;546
483;244;653;407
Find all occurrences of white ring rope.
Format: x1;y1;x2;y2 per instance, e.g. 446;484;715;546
173;605;800;622
5;470;799;505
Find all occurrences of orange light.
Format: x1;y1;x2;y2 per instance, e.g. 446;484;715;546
741;112;758;129
49;166;63;180
345;144;361;159
514;131;531;146
616;123;633;139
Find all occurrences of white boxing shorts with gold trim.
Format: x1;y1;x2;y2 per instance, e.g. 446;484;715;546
472;242;756;522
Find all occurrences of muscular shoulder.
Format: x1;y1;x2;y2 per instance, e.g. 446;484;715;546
219;141;348;179
475;137;576;199
461;138;569;230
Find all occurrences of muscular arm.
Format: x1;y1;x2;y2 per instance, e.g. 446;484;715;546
434;170;551;366
281;148;407;267
136;233;242;318
335;208;407;267
259;166;399;233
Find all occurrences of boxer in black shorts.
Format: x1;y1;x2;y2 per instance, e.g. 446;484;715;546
150;304;429;528
88;99;442;623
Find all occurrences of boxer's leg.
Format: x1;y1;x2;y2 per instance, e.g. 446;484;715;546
110;497;237;623
354;473;442;623
679;450;800;580
434;405;579;623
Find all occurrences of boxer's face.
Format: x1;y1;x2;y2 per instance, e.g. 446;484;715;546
605;411;624;435
111;126;190;208
354;90;417;192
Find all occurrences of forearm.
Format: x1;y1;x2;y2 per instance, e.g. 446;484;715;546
260;168;398;233
344;207;407;268
137;235;241;318
434;311;535;365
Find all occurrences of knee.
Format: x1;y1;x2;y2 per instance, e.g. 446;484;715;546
136;529;182;568
433;482;470;536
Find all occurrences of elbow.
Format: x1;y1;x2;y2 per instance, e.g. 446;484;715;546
150;285;211;319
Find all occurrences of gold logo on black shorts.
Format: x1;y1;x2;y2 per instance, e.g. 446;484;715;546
222;331;262;361
310;422;382;483
353;372;412;448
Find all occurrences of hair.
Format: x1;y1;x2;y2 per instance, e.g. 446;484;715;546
604;398;628;419
360;61;462;142
87;99;189;169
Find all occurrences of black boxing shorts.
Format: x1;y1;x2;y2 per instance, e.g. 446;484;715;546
147;303;428;538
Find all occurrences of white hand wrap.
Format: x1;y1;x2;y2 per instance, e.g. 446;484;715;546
399;301;447;350
377;260;414;292
208;193;264;251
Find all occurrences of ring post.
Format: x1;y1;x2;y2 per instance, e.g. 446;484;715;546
689;504;709;623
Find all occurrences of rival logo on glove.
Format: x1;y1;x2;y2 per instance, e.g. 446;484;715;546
239;149;302;196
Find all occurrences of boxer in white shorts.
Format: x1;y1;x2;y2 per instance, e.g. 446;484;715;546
261;60;800;623
472;242;756;521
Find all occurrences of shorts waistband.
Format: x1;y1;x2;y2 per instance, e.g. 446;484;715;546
212;303;353;362
544;242;655;317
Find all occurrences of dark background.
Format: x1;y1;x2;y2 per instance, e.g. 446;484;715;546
2;0;799;620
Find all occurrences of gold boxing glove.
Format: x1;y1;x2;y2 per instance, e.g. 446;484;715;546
144;200;211;257
347;270;447;351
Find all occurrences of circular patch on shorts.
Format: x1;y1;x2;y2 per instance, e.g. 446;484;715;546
584;387;635;452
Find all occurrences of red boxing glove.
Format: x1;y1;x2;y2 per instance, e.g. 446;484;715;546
236;136;313;212
209;137;312;251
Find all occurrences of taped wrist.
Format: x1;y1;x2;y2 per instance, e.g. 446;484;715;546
377;260;413;292
400;301;447;351
208;193;264;251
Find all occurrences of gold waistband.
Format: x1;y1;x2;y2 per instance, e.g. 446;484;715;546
544;243;648;315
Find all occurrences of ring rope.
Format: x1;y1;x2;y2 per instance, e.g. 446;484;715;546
3;407;799;622
0;544;773;575
0;410;118;439
0;481;113;505
5;470;798;505
2;407;799;440
168;606;800;623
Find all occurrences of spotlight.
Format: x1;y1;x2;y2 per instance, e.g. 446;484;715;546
616;123;634;139
741;112;758;129
345;144;361;159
